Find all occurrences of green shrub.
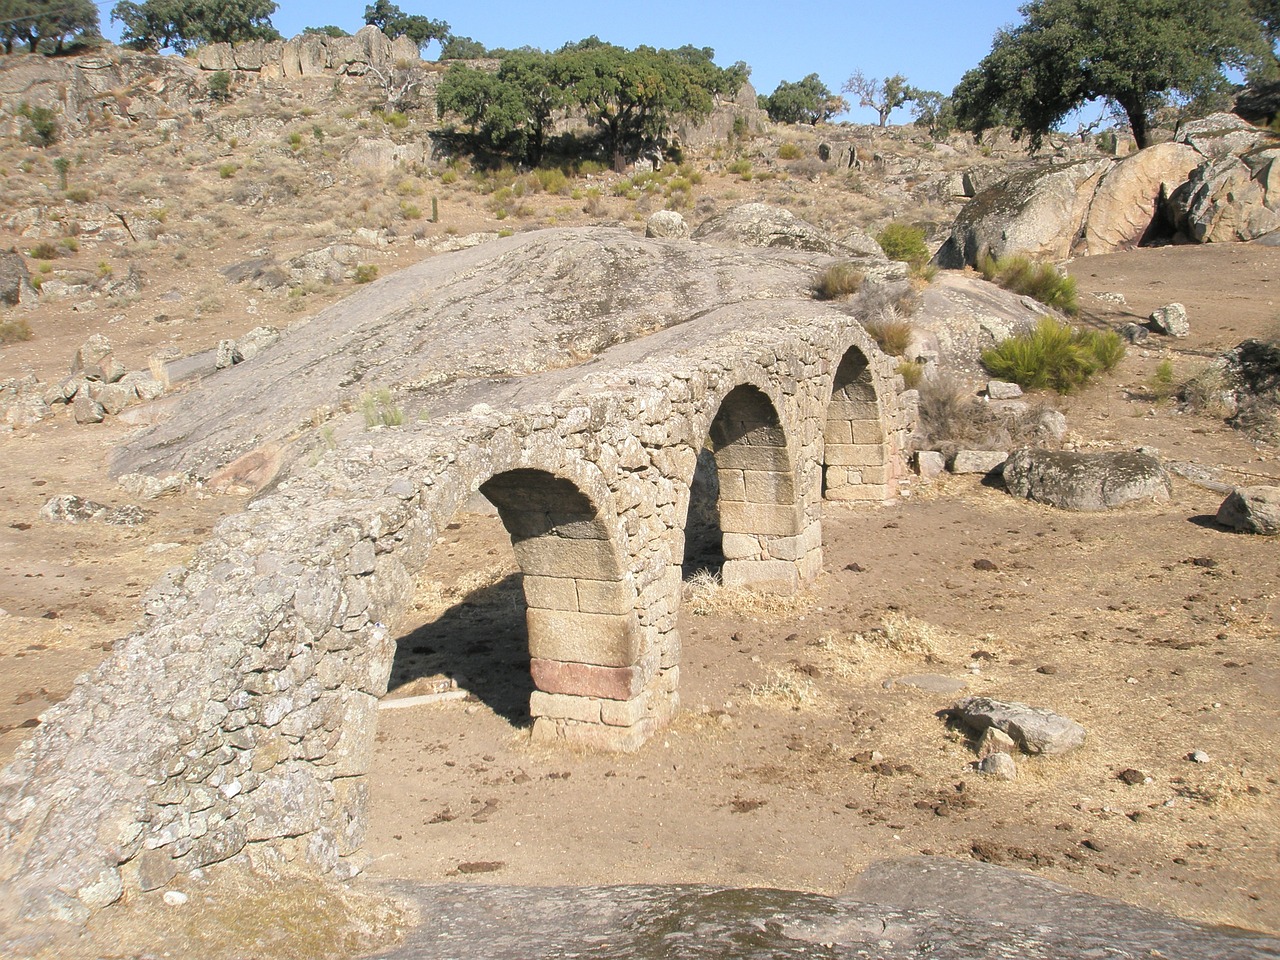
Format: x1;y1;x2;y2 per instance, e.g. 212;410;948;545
208;70;232;102
18;103;58;147
981;317;1126;393
361;388;402;427
64;187;93;203
726;158;753;179
813;262;864;300
977;252;1078;315
0;318;33;344
777;142;803;160
534;167;569;194
897;360;924;389
218;162;239;179
399;200;422;220
376;110;410;129
354;264;379;284
58;237;78;253
288;131;303;150
1148;357;1177;399
28;241;59;260
876;221;929;267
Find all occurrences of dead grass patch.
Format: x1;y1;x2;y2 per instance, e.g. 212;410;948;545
682;569;817;620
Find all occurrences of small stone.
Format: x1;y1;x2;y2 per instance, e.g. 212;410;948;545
972;558;998;572
1036;664;1058;675
162;890;188;906
916;450;945;479
1119;322;1149;344
955;696;1086;755
975;727;1017;759
72;394;106;424
979;752;1017;780
1189;750;1212;764
40;494;109;523
1118;768;1148;785
1216;486;1280;536
645;210;689;240
1149;302;1189;338
986;380;1023;400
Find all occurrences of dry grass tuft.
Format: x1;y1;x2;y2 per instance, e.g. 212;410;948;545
682;570;817;620
746;666;822;710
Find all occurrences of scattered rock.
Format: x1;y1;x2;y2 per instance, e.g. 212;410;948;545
1216;486;1280;535
72;395;105;424
1117;768;1148;785
979;752;1017;781
1002;447;1172;511
972;558;998;572
645;210;689;240
40;495;109;523
1119;322;1149;344
949;450;1008;475
1189;750;1212;764
117;473;185;500
1035;664;1059;676
986;380;1022;400
915;451;945;479
215;339;243;370
162;890;188;906
954;696;1087;755
1149;303;1189;338
975;727;1017;759
0;249;37;307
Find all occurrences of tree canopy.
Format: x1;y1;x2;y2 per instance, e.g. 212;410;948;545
1;0;100;53
952;0;1274;149
843;71;912;126
761;74;847;125
437;39;747;169
363;0;448;53
111;0;280;53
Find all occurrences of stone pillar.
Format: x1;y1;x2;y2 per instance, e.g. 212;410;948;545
825;349;893;502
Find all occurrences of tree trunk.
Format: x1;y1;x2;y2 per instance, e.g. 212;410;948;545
1123;101;1150;150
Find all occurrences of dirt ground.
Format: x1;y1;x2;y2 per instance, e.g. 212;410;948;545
1;243;1278;956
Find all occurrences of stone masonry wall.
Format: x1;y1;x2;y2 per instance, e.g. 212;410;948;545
0;298;905;936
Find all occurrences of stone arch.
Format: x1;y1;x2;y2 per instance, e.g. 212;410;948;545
691;383;816;593
823;345;892;501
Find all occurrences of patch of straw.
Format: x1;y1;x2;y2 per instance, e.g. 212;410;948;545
682;569;817;620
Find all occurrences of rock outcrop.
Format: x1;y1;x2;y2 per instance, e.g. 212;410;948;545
195;26;421;79
936;113;1280;266
1217;486;1280;535
1002;448;1172;511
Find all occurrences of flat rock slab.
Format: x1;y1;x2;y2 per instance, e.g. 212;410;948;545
954;696;1086;755
1003;447;1172;511
888;674;969;695
369;858;1279;959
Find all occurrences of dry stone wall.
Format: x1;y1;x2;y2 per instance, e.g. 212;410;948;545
0;292;905;935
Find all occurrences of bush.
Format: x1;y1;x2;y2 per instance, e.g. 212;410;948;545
354;264;379;284
726;158;753;179
218;162;239;179
897;360;924;389
18;103;58;147
813;262;864;300
864;312;913;356
0;318;33;344
977;253;1078;315
1148;358;1177;400
876;221;929;267
777;142;803;160
981;317;1126;393
915;374;1010;456
534;167;569;194
64;187;94;203
28;241;59;260
208;71;233;102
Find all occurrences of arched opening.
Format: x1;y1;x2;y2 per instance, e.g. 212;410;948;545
681;447;724;581
824;347;889;502
698;384;811;593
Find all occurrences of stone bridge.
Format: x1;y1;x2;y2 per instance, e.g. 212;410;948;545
0;228;908;931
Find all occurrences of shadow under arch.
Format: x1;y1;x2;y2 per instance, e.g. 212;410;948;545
824;344;891;502
688;382;814;594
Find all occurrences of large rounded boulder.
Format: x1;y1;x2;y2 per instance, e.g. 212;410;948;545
1002;447;1172;511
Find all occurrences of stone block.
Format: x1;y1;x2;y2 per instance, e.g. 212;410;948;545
531;659;645;700
825;443;885;467
532;716;651;752
132;849;178;892
510;536;623;580
526;609;640;667
522;575;579;611
712;444;788;472
825;483;887;502
719;500;801;536
574;578;633;615
743;469;795;501
720;532;762;561
827;399;879;419
320;691;378;776
848;420;885;444
916;451;946;479
722;558;799;593
823;419;853;445
601;692;650;727
950;450;1008;475
529;690;602;724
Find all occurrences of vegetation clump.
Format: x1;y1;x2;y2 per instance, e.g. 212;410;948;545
813;262;864;300
977;252;1078;315
981;317;1125;393
876;221;929;268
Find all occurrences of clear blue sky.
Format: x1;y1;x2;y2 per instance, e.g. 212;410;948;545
98;0;1031;125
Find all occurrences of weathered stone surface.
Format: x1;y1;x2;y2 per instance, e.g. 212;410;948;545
934;158;1114;267
368;863;1280;960
1083;143;1202;254
915;451;945;479
975;726;1017;759
1173;157;1280;243
986;380;1022;400
0;249;36;307
955;696;1086;755
1149;302;1189;337
692;202;879;257
1002;447;1172;511
949;450;1008;475
645;210;689;239
1175;112;1272;160
1217;486;1280;535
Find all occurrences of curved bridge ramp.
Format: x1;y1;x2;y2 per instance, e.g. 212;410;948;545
0;229;908;933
